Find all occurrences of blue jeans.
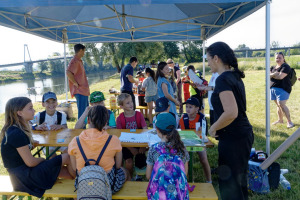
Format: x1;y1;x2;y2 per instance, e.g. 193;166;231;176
74;94;89;119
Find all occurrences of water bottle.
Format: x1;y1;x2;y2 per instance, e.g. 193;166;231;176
250;148;255;159
280;169;289;175
279;174;291;190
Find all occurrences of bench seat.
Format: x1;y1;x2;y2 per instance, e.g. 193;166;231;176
0;176;218;200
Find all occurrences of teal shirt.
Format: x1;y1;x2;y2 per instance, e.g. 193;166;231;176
84;111;116;128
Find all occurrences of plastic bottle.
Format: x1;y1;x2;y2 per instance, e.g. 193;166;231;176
280;169;289;175
110;96;117;110
279;174;291;190
250;148;255;159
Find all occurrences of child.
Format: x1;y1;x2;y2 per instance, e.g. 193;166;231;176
0;97;75;198
75;91;116;129
31;91;67;131
136;71;147;118
142;67;158;127
168;67;178;99
182;66;190;102
179;97;212;183
153;97;179;129
68;105;127;193
116;93;148;180
30;91;68;156
146;112;190;199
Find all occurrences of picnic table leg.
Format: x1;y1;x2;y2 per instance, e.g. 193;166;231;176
33;146;45;157
46;147;49;158
17;196;24;200
2;195;7;200
46;147;61;160
27;196;32;200
188;152;194;182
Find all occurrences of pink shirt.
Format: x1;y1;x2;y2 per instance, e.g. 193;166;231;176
67;55;90;97
116;111;147;129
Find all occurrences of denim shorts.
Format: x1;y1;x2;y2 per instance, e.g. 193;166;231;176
145;94;158;103
270;87;290;101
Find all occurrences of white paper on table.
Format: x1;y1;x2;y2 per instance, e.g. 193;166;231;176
188;69;203;85
119;132;149;143
141;129;161;146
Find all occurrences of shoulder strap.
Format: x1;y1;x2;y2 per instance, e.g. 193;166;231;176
182;113;189;129
198;113;208;136
57;111;62;125
95;135;112;165
76;136;89;165
39;111;46;124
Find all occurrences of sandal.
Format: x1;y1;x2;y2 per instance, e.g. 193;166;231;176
272;120;284;125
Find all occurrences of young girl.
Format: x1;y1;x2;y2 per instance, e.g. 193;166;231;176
68;105;128;193
182;67;191;102
169;68;178;99
0;97;75;198
142;67;158;127
146;112;190;199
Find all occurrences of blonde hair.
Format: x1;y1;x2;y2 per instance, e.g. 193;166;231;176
0;97;34;146
169;68;175;81
117;93;131;106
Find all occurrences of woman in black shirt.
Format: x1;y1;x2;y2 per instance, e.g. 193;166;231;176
207;42;254;200
270;52;294;128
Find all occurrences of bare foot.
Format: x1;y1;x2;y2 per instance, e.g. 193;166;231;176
272;120;284;125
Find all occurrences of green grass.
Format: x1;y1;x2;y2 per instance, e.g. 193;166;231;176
1;68;300;199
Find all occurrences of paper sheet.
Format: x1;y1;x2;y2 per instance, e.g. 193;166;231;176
119;132;149;143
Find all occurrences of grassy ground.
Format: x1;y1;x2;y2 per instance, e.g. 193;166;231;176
1;66;300;199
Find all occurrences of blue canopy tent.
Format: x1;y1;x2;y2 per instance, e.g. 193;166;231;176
0;0;272;154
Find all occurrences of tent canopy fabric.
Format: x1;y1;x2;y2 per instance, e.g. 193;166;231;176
0;0;265;43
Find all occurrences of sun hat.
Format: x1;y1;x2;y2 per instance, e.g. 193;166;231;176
154;113;177;132
90;91;105;103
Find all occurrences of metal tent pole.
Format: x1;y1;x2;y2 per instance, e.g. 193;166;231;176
265;0;271;156
62;28;68;102
202;40;206;79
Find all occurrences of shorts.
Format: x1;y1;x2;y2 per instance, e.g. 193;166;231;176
271;87;290;101
122;147;147;169
107;165;126;194
145;94;158;103
138;96;147;106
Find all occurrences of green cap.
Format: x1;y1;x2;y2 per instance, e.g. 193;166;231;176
90;91;105;103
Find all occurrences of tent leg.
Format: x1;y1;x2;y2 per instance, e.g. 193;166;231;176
265;0;271;156
64;42;68;102
202;40;206;79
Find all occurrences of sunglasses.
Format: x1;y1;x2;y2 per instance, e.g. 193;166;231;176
167;62;173;64
276;52;284;55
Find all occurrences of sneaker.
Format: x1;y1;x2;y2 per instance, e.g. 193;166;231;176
135;175;143;181
287;122;295;128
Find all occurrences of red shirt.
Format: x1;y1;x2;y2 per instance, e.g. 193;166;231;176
67;55;90;97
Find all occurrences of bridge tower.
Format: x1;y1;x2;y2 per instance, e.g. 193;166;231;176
24;44;33;73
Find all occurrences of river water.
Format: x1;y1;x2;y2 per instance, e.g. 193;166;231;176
0;71;116;113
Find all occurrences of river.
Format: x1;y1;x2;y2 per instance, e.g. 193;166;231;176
0;71;116;113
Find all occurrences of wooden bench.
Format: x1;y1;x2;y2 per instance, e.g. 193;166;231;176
0;176;218;200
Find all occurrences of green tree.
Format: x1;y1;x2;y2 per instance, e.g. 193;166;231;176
290;42;300;55
235;44;252;57
163;42;180;59
48;52;65;74
37;61;48;73
179;41;203;63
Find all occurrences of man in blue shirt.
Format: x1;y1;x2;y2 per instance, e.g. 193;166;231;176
120;56;139;109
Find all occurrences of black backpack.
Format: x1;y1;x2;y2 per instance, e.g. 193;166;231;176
289;68;297;86
39;111;62;125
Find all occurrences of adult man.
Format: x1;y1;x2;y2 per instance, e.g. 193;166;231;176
167;58;183;113
120;56;139;110
66;44;90;119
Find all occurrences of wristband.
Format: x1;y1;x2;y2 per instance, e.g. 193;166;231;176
32;124;37;130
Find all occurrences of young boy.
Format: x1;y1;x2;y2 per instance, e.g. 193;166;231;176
153;97;179;129
116;93;147;180
179;97;212;183
136;71;147;118
31;91;68;155
75;91;116;129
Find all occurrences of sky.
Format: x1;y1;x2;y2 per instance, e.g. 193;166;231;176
0;0;299;67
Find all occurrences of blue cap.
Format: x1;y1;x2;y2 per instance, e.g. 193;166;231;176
42;91;57;102
154;113;176;132
183;97;200;107
155;97;170;112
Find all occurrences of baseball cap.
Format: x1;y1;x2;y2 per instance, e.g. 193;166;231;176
155;113;177;132
136;71;144;78
155;97;170;112
183;97;200;107
42;92;57;102
90;91;105;103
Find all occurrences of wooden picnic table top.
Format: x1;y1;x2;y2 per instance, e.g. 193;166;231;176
33;129;214;148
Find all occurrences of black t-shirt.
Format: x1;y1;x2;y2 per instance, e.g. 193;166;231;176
270;63;291;93
1;126;31;169
174;66;182;83
211;71;252;140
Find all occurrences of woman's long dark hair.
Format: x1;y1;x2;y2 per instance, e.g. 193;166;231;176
87;105;109;131
145;67;156;82
155;62;167;83
207;41;245;78
157;126;185;154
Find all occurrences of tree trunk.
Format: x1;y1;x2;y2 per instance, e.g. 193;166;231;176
182;43;190;63
108;43;121;73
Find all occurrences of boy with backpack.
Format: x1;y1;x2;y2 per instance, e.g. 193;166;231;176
68;105;127;198
75;91;116;129
146;112;191;200
30;91;68;156
116;93;148;180
179;97;212;183
152;97;179;129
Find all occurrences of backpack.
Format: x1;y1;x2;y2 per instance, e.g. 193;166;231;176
146;144;189;200
119;112;142;129
39;110;62;125
182;113;208;135
75;135;112;200
289;68;297;86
